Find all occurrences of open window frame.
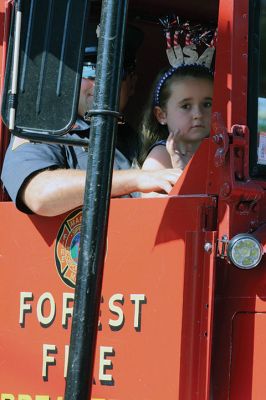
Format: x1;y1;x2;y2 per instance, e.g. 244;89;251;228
248;0;266;178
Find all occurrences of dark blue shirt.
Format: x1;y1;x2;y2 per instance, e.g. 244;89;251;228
1;119;135;212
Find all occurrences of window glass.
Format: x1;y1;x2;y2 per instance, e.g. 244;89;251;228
257;0;266;165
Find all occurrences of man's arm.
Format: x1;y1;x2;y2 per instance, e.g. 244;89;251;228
22;169;86;216
22;168;182;217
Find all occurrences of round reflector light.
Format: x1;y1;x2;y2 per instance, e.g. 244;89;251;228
227;234;263;269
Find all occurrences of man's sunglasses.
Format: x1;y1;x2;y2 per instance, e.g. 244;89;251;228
82;62;135;80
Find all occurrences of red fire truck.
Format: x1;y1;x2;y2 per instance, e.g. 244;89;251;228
0;0;266;399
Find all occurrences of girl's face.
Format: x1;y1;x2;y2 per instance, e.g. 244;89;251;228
156;77;213;142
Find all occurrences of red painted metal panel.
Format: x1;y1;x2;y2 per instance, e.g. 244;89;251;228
230;313;266;399
0;195;216;399
211;0;248;128
206;2;266;398
212;256;266;397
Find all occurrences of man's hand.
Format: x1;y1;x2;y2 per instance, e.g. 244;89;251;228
111;168;182;197
136;168;182;194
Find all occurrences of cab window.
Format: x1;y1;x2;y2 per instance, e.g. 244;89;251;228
249;0;266;177
257;1;266;164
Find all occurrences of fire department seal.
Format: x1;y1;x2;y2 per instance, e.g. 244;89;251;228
55;208;82;288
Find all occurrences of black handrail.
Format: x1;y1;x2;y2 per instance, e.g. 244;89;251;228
64;1;128;399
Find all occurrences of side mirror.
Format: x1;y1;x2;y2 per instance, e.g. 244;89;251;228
1;0;91;145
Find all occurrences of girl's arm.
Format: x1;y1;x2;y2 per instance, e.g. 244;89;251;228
141;144;183;198
142;132;192;172
141;144;173;170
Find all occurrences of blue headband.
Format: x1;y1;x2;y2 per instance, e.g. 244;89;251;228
153;67;177;107
153;64;213;107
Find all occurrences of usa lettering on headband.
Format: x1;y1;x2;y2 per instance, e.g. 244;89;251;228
159;15;217;69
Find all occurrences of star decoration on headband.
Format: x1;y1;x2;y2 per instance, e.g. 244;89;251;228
159;15;217;69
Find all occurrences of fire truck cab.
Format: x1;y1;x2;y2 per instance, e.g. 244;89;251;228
0;0;266;399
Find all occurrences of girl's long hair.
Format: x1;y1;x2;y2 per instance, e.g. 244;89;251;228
139;64;213;166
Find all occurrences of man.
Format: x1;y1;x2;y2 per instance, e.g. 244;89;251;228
1;24;181;216
81;22;141;166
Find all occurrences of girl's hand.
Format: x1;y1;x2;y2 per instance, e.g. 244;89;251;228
166;130;194;169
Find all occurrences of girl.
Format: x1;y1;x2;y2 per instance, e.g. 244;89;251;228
140;64;213;184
